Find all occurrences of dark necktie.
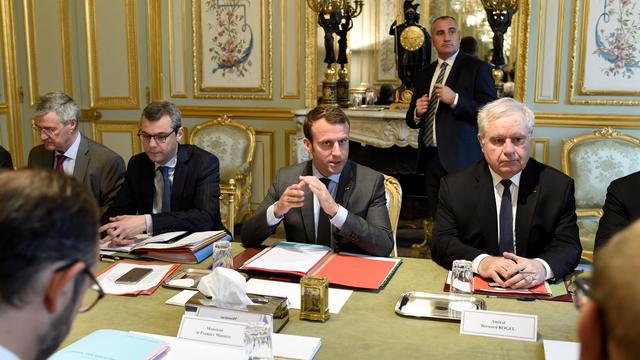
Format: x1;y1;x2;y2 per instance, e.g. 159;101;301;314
159;166;171;212
55;154;66;173
499;179;514;254
316;177;332;247
421;62;449;147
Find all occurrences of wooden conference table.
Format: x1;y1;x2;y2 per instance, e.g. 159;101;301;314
63;243;580;359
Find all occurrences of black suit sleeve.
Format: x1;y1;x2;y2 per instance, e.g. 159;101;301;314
453;61;496;122
430;176;485;269
101;156;142;224
595;181;630;249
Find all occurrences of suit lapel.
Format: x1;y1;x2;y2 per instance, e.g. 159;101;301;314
445;52;466;88
474;162;499;255
335;160;353;207
171;145;189;208
301;161;316;243
73;135;90;182
515;161;539;256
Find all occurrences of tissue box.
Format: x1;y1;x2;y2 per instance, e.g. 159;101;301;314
185;293;289;333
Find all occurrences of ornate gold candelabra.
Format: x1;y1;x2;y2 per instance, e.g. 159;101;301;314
307;0;364;106
481;0;518;95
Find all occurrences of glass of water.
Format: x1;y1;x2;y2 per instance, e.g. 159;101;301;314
244;322;273;360
211;241;233;269
450;259;474;295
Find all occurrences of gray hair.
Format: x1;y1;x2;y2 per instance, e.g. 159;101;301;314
477;98;535;138
141;101;182;129
33;92;80;126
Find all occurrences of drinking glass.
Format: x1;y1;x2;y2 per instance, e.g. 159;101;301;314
450;259;474;295
243;322;273;360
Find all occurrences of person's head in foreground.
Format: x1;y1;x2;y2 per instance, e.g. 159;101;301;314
0;169;102;360
578;220;640;360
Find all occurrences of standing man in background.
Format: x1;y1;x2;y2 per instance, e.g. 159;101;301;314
28;92;125;212
406;16;496;216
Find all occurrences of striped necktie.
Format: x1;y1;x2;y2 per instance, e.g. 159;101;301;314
421;62;449;147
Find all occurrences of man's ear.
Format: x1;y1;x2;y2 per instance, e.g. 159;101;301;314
176;126;184;142
303;138;312;154
43;262;84;314
578;301;605;360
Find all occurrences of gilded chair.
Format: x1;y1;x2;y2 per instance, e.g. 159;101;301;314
384;175;402;257
561;127;640;261
190;115;256;237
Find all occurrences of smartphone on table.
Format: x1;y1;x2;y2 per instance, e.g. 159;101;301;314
114;267;153;284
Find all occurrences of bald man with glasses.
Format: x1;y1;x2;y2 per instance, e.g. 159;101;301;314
0;169;104;360
100;101;225;244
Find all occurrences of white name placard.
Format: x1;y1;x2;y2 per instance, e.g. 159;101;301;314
177;315;246;347
460;310;538;342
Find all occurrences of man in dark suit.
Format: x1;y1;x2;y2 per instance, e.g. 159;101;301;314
100;101;224;243
0;145;12;170
28;92;125;211
406;16;496;215
594;171;640;249
431;98;581;288
241;105;393;257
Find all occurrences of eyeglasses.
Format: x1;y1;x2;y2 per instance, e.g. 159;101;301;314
55;261;105;313
137;128;177;144
32;122;62;137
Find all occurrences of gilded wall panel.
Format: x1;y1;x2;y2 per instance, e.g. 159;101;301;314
85;0;140;108
534;0;562;104
251;130;274;208
168;0;188;98
91;120;141;163
280;0;300;99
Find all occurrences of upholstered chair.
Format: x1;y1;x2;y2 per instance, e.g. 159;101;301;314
190;115;256;236
562;127;640;261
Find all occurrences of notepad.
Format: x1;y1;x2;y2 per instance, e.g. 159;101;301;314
49;329;169;360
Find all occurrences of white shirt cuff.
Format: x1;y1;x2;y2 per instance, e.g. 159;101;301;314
266;203;283;227
329;205;348;229
144;214;153;235
472;254;490;274
535;258;554;280
451;93;459;109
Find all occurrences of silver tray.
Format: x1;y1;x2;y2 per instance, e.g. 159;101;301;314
395;291;486;321
163;268;211;290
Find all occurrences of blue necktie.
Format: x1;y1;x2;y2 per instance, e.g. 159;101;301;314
159;166;171;212
316;177;332;247
499;179;514;254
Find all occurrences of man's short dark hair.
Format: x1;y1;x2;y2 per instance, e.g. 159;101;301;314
303;105;350;141
0;169;99;309
460;36;479;57
141;101;182;129
431;15;457;32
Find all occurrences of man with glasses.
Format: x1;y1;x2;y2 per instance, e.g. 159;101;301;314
100;101;225;243
28;92;125;212
0;169;104;360
430;98;581;289
577;220;640;359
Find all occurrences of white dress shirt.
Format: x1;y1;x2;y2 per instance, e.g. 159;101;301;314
144;154;177;235
54;132;81;176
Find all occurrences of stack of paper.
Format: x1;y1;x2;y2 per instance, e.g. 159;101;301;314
97;261;179;296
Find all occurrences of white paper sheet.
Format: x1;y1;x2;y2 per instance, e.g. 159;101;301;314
543;340;580;360
165;290;199;306
97;262;175;295
133;331;321;360
243;243;330;273
246;278;353;314
100;231;186;252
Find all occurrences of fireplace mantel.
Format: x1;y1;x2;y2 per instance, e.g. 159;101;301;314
293;108;418;163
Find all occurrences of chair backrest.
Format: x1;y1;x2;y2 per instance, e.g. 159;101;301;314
562;127;640;214
561;127;640;260
190;115;256;231
383;175;402;257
